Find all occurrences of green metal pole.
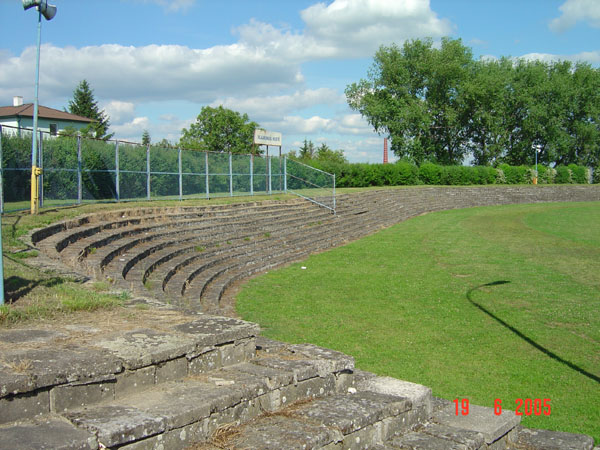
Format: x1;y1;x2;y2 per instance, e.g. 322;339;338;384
0;125;3;305
0;212;4;305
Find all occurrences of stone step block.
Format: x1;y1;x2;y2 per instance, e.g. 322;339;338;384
192;390;413;450
62;342;354;449
0;416;99;450
0;315;259;425
432;402;521;448
508;427;595;450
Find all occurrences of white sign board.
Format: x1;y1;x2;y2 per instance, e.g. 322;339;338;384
254;129;282;146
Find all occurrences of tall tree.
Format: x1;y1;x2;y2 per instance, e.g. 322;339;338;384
346;38;473;165
180;106;259;154
298;139;316;159
142;130;151;146
67;80;112;140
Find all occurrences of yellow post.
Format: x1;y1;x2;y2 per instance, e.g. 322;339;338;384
30;166;41;214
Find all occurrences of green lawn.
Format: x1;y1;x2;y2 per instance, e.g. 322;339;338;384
236;201;600;442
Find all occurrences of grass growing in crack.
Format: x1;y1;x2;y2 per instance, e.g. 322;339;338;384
0;256;125;326
237;202;600;442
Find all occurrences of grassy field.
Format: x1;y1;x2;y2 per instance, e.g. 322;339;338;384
236;201;600;442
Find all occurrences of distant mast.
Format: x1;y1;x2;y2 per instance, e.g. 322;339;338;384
383;138;389;164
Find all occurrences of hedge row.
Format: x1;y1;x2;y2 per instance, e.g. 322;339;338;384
305;161;594;188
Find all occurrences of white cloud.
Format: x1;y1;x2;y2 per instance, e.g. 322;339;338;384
236;0;452;61
519;51;600;65
0;43;303;106
300;0;452;58
273;115;335;134
550;0;600;32
110;117;151;140
211;89;344;121
102;101;136;124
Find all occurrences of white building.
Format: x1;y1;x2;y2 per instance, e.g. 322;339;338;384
0;96;92;136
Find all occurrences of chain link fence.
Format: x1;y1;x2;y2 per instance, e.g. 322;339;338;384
0;124;335;214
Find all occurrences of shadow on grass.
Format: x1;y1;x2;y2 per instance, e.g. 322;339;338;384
467;280;599;384
4;276;66;303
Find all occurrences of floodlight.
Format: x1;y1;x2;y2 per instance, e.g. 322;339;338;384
23;0;57;21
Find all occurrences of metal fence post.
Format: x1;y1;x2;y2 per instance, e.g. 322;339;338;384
229;153;233;197
146;143;151;200
0;212;4;305
38;131;43;208
77;135;82;204
268;155;272;195
250;154;254;196
178;147;183;201
115;140;120;202
283;155;287;194
205;152;209;199
333;173;336;215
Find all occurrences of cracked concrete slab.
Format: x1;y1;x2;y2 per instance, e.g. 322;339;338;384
93;329;198;370
0;347;122;397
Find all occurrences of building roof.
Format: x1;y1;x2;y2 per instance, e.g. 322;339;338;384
0;103;93;123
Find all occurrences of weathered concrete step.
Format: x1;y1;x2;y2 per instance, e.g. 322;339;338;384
58;343;354;449
0;314;259;425
113;206;331;282
0;416;99;450
31;200;309;248
193;390;414;450
91;205;331;278
507;427;596;450
429;401;521;448
41;202;317;269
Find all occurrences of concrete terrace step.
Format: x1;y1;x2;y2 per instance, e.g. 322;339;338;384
0;322;357;450
59;204;323;271
30;200;310;257
0;312;259;426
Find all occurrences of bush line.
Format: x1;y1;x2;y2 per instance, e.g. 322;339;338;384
300;160;595;188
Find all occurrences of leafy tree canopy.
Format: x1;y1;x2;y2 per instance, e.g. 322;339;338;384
67;80;113;140
346;38;600;167
179;106;259;154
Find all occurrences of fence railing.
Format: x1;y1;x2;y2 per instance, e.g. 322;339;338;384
0;124;335;214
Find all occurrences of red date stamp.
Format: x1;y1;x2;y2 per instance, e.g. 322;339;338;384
453;398;551;416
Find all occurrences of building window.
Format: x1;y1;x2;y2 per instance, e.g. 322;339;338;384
49;123;58;136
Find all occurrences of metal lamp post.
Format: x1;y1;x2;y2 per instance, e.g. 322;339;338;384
533;144;542;185
23;0;57;215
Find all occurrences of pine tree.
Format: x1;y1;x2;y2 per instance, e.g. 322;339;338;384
67;80;113;140
142;130;151;146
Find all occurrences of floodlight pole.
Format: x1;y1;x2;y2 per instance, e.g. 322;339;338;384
30;6;43;214
534;144;542;185
24;0;56;214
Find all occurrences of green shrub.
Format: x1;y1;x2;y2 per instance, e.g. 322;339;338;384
555;166;572;184
499;164;529;184
568;164;587;184
395;161;418;185
495;167;507;184
540;166;556;184
419;163;443;185
441;165;471;185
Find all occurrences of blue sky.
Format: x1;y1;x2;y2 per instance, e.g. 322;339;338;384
1;0;599;162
